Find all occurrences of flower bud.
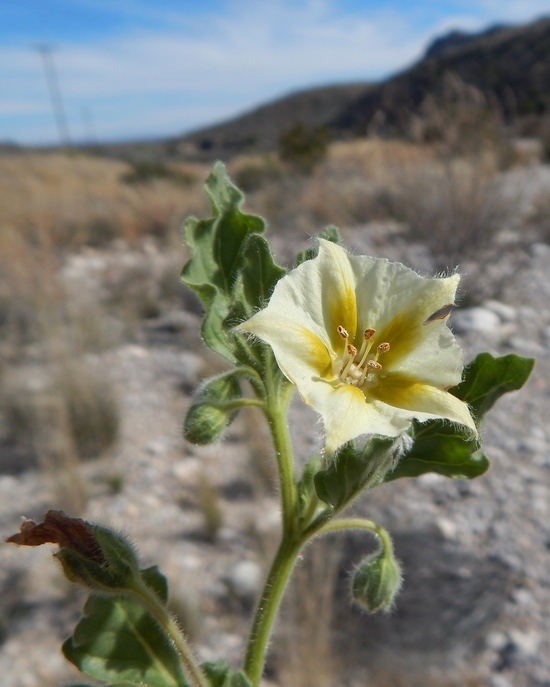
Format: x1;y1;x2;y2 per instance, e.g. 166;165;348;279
183;372;242;445
352;546;402;613
6;510;141;594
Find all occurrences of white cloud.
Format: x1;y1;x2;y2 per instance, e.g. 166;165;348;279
1;0;548;144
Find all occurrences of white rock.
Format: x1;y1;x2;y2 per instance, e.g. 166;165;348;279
483;299;517;322
490;676;513;687
509;628;541;657
226;560;263;599
435;517;458;540
486;630;509;650
451;307;501;334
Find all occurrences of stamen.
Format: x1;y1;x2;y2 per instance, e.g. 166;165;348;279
340;344;357;379
357;339;374;368
356;328;376;364
337;328;387;387
337;325;349;339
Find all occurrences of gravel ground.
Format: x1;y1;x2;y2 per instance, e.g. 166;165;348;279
1;217;549;687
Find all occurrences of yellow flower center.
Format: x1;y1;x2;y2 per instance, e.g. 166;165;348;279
336;326;390;388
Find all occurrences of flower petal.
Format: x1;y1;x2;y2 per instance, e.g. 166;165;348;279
238;240;358;358
304;383;411;454
237;312;332;384
367;374;478;436
387;319;464;389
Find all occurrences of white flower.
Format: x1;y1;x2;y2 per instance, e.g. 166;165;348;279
237;240;477;454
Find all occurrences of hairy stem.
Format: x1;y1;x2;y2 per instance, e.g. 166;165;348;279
244;357;299;685
131;577;210;687
243;535;302;686
319;517;393;552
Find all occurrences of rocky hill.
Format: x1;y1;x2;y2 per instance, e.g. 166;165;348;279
174;15;550;160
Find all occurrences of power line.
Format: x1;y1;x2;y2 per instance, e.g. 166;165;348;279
36;44;72;148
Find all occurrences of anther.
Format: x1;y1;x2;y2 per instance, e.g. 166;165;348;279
337;325;349;339
377;342;390;354
364;328;376;340
367;360;382;370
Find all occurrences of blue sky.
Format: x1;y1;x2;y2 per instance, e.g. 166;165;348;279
1;0;549;146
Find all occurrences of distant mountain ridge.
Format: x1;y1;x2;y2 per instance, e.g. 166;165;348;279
178;15;550;160
178;82;374;159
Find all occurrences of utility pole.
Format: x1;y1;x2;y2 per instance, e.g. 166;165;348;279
36;44;72;148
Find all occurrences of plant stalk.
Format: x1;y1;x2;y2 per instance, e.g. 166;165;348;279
243;534;302;686
244;358;300;685
131;577;210;687
319;517;393;551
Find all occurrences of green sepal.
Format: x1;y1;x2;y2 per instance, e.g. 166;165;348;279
450;352;535;423
295;225;341;266
314;437;399;510
201;661;252;687
63;567;188;687
352;545;402;614
180;163;265;363
56;526;139;593
184;370;247;445
385;353;534;482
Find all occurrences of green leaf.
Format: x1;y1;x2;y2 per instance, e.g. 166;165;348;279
181;164;265;298
180;163;265;362
314;437;398;509
229;673;252;687
183;370;245;445
385;353;534;482
451;352;535;422
295;225;341;266
201;661;230;687
297;456;322;521
63;567;187;687
385;424;489;481
200;662;252;687
200;290;236;364
241;234;286;310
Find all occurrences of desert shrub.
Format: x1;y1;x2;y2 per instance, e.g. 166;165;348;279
395;158;509;267
2;361;120;465
197;472;224;541
233;159;283;192
121;160;195;186
279;123;329;172
527;188;550;242
55;361;120;461
411;72;515;170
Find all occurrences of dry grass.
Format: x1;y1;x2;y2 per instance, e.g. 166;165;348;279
0;151;209;251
